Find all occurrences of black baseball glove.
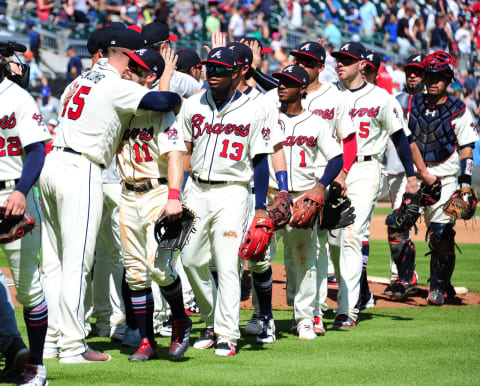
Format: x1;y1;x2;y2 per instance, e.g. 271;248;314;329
394;190;421;230
319;181;355;230
0;207;36;244
420;177;442;206
154;204;197;251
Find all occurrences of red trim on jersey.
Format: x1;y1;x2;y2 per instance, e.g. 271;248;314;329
342;132;357;174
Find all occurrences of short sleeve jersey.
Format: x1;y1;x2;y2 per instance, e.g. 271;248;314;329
53;62;149;167
0;79;51;180
180;90;274;183
270;110;343;192
117;110;186;183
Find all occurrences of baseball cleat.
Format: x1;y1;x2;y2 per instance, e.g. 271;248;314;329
110;325;125;342
185;303;201;315
332;314;357;329
427;289;445;306
357;293;375;310
122;327;141;348
214;341;237;357
169;317;192;358
18;364;48;386
391;273;419;300
157;316;172;338
128;338;158;362
245;313;261;335
383;283;395;297
2;336;29;377
289;318;298;333
59;346;112;364
42;346;59;360
313;316;326;336
297;321;316;340
257;315;275;344
193;327;216;349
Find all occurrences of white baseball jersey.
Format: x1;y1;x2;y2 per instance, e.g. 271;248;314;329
270;110;343;192
53;61;149;167
180;90;274;182
338;82;404;157
407;104;478;177
117;110;186;183
0;79;51;181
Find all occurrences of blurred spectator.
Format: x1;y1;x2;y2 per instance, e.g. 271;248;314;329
324;0;340;25
396;5;416;55
302;4;317;31
382;13;398;51
68;0;90;23
66;46;83;82
359;0;378;41
173;0;193;35
154;0;169;23
411;15;425;52
376;58;393;94
37;0;55;22
422;0;436;34
427;13;453;52
270;31;282;51
345;4;362;34
254;0;272;39
455;16;473;71
464;90;480;118
54;0;74;28
205;9;221;36
324;19;341;46
26;19;42;64
102;0;123;22
318;43;338;83
185;6;203;35
45;118;59;154
120;0;140;26
37;86;58;124
463;69;479;101
391;62;406;93
285;0;302;31
23;51;48;89
228;7;245;41
378;0;396;30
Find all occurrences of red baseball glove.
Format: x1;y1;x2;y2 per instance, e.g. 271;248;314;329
290;190;325;229
238;216;274;262
0;207;36;244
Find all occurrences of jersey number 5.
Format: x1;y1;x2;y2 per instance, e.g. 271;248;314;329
62;86;92;120
359;122;370;138
219;139;243;161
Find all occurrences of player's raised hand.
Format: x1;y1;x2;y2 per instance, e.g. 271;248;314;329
3;190;26;217
160;45;178;79
243;38;261;70
316;38;327;48
204;31;226;54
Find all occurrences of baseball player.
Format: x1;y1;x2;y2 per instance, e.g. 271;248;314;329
406;51;478;305
0;43;50;385
179;47;273;356
329;42;419;328
38;27;182;363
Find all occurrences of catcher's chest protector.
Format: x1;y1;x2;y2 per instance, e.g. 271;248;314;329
408;93;464;164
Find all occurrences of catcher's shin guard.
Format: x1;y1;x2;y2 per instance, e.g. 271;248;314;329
387;226;416;283
428;223;456;298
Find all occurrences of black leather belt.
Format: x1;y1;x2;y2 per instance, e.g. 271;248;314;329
355;155;372;162
124;178;168;193
197;178;230;185
63;147;81;155
0;179;20;190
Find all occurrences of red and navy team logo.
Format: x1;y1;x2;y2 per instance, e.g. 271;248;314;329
167;128;178;141
0;112;16;129
262;127;271;141
32;113;44;126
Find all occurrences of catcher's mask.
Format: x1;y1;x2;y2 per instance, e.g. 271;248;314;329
422;51;457;82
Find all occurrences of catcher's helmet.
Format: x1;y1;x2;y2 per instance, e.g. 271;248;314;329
423;51;457;80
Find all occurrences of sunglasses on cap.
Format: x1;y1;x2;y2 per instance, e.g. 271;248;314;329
205;65;234;74
336;56;359;66
294;57;319;69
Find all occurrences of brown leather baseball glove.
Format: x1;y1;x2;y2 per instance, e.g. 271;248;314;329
290;189;325;229
267;191;293;230
0;207;36;244
443;187;478;220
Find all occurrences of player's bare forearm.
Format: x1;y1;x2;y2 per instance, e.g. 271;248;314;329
333;169;348;197
311;182;326;196
459;146;474;161
167;150;183;191
271;144;287;190
3;190;26;217
405;176;419;194
410;142;436;185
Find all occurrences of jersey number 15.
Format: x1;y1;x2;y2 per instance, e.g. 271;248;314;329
61;86;92;121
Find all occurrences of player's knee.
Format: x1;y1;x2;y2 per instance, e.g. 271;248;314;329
428;223;455;255
125;269;149;291
387;224;408;242
15;288;43;308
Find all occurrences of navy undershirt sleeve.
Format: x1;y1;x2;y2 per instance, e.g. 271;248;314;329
138;91;182;112
318;155;343;187
15;141;45;196
253;153;269;210
390;130;415;177
253;69;278;91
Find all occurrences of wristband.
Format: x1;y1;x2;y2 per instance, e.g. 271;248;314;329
458;158;473;187
275;170;288;191
168;188;180;200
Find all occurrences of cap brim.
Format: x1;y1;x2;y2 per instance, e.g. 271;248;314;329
290;50;323;62
331;51;361;60
128;25;142;33
201;59;235;68
404;63;425;69
124;51;151;71
272;72;303;85
169;33;178;41
365;61;378;71
261;47;272;54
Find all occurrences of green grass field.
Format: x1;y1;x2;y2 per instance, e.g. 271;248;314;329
1;235;480;385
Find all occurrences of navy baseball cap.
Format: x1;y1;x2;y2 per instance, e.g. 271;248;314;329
201;47;238;68
290;41;326;63
124;47;165;77
365;50;381;71
243;36;272;54
142;22;178;46
109;28;146;50
332;41;366;60
272;64;309;86
227;42;253;65
404;54;425;69
176;48;201;70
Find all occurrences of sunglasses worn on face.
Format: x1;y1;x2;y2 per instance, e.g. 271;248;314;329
128;61;146;76
336;56;359;66
294;57;318;68
406;68;423;77
206;65;233;74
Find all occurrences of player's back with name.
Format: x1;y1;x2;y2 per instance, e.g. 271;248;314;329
180;90;272;183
